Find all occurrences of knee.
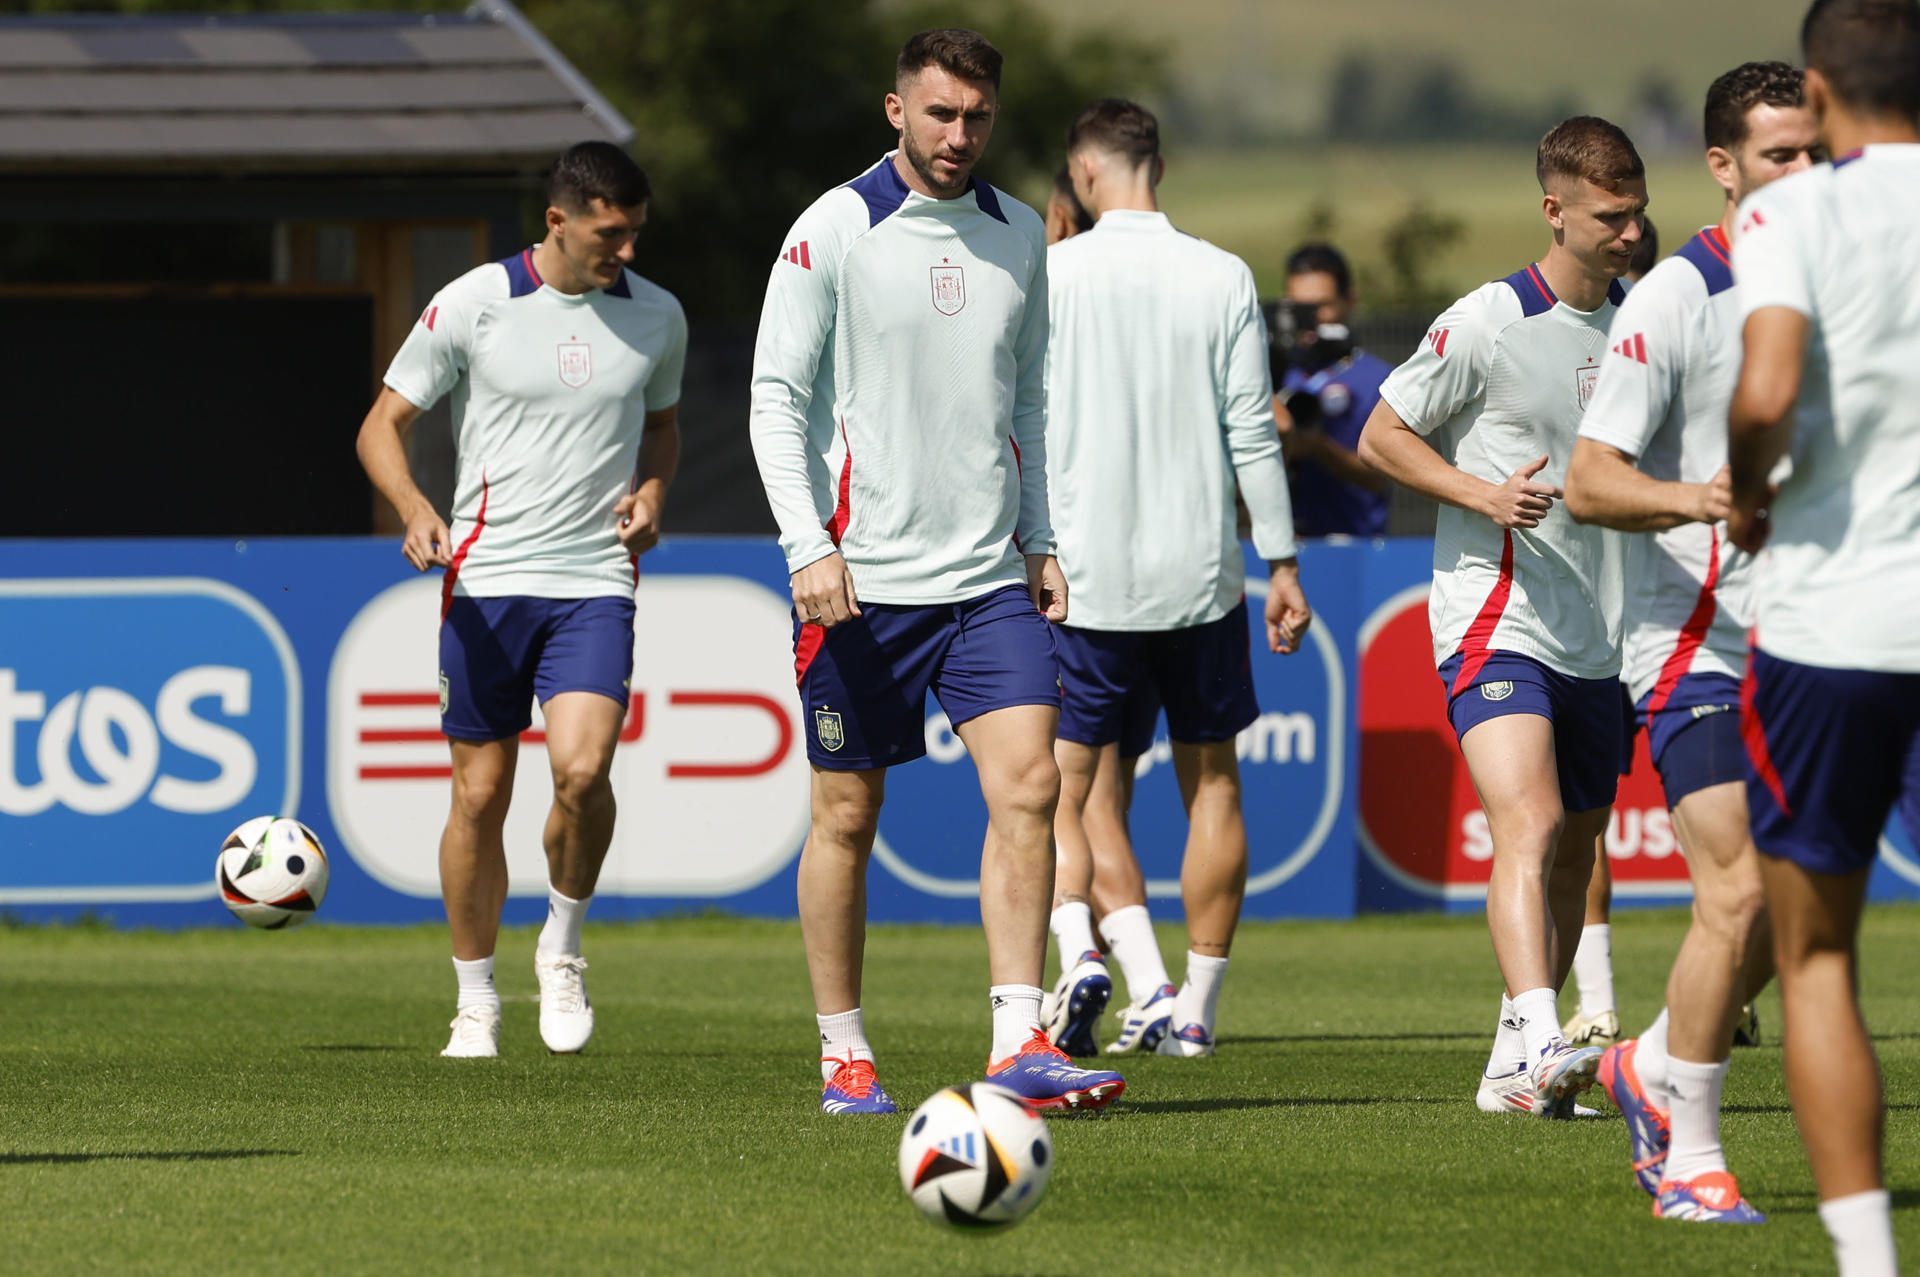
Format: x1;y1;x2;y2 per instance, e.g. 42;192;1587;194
995;751;1062;822
813;784;881;847
551;757;613;815
1500;804;1567;864
450;770;513;827
1698;868;1767;943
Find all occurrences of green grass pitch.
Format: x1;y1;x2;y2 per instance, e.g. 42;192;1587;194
4;906;1916;1274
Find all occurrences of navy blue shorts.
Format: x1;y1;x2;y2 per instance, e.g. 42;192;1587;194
439;595;635;741
1436;650;1622;813
792;584;1059;770
1743;648;1920;876
1055;600;1258;753
1634;671;1743;807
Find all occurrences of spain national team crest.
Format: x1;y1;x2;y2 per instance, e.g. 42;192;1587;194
1575;360;1599;411
814;709;845;752
558;342;592;388
930;265;966;316
438;671;450;716
1480;681;1514;702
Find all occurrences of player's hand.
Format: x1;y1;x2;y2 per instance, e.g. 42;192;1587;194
1027;554;1068;623
1694;465;1733;526
400;504;452;572
1728;482;1776;554
792;552;860;629
615;489;663;555
1481;455;1562;529
1265;559;1312;655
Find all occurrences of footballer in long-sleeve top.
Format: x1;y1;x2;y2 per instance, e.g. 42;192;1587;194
749;153;1053;605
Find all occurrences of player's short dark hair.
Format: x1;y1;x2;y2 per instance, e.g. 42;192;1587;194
1285;242;1353;297
1628;215;1660;276
897;28;1003;91
549;141;650;212
1704;62;1806;151
1536;115;1645;193
1065;99;1160;168
1052;166;1094;234
1802;0;1920;118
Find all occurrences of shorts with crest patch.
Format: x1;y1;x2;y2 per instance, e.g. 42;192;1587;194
1436;650;1623;813
439;595;635;741
791;584;1059;770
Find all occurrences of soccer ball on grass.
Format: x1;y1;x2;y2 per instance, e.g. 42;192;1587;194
898;1083;1053;1230
215;816;329;929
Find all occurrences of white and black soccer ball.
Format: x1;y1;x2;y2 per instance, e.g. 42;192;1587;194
898;1083;1053;1230
215;816;329;929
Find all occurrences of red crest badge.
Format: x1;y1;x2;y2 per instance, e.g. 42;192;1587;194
930;266;966;316
557;342;591;388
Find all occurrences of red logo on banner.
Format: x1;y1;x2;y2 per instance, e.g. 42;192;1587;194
1357;590;1687;900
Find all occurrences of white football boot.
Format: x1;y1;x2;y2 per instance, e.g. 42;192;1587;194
1476;1061;1537;1114
441;1004;501;1058
1528;1039;1604;1119
1042;951;1113;1057
1105;984;1176;1055
1561;1007;1621;1049
535;953;594;1053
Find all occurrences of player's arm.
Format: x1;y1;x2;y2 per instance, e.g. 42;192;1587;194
748;204;858;626
354;387;448;570
1358;400;1559;530
616;405;680;556
1726;307;1807;551
1281;385;1388;492
1224;269;1310;653
1564;438;1728;530
1726;194;1813;552
1011;224;1065;622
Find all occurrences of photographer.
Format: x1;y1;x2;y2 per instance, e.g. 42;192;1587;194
1271;243;1392;538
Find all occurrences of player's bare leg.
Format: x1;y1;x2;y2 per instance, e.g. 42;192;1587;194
1564;831;1620;1046
796;764;893;1111
1156;739;1246;1056
439;735;517;1057
1665;782;1765;1067
1045;739;1114;1054
1084;748;1174;1053
1762;856;1881;1200
1460;714;1602;1111
1549;810;1606;992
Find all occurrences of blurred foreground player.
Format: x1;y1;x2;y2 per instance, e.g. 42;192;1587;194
1041;100;1311;1058
1567;60;1819;1223
749;29;1124;1114
1727;2;1920;1269
356;142;686;1058
1360;117;1645;1116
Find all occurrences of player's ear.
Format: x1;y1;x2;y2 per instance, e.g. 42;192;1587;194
1705;146;1739;200
1541;191;1564;231
1803;68;1831;123
884;90;907;133
1151;154;1166;186
545;204;566;238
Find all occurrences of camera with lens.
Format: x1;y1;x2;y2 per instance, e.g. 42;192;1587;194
1265;299;1355;434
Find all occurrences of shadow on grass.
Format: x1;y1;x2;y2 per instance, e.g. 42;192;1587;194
1;1150;296;1165
1756;1187;1920;1216
301;1044;405;1052
1724;1103;1920;1116
1123;1095;1455;1115
1228;1033;1487;1045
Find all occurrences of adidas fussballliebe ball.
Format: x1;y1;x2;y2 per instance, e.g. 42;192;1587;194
216;816;329;929
898;1083;1052;1230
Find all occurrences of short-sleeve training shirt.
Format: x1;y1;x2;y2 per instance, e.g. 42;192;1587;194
1732;145;1920;674
1379;265;1627;682
383;249;687;601
1579;227;1755;703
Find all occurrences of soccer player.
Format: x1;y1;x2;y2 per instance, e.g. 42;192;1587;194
1358;117;1646;1116
355;142;686;1058
748;29;1126;1115
1726;2;1920;1268
1566;61;1819;1223
1039;99;1312;1059
1276;242;1393;539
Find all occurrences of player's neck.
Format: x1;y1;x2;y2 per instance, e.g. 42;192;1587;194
1091;178;1159;217
1821;108;1920;158
531;238;598;296
1536;246;1614;312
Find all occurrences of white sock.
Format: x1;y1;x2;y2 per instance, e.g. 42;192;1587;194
1638;1006;1673;1109
989;985;1044;1063
1819;1190;1898;1277
1173;952;1229;1035
1663;1055;1730;1181
1049;902;1102;969
1510;986;1561;1064
1099;905;1172;1005
536;886;589;958
1573;924;1615;1016
1486;995;1526;1076
452;955;498;1014
816;1007;873;1082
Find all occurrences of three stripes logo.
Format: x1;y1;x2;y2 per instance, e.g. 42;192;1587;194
1425;328;1450;358
782;241;812;270
938;1132;979;1166
1611;332;1648;364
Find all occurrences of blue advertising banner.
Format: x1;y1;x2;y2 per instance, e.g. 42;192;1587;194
0;536;1911;928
